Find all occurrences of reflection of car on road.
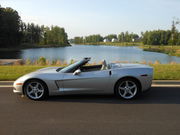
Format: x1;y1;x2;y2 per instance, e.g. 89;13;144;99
13;58;153;100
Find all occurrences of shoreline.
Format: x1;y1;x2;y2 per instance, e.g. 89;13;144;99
140;45;180;57
75;42;142;46
0;43;180;57
74;43;180;57
0;44;71;51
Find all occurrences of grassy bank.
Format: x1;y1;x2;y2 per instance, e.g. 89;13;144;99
77;42;142;46
140;45;180;57
0;64;180;80
76;43;180;57
21;43;71;48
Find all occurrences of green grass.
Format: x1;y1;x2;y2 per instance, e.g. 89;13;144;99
77;42;142;46
152;64;180;80
0;64;180;81
140;45;180;57
0;66;46;81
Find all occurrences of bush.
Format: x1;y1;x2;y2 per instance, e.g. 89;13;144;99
37;57;46;65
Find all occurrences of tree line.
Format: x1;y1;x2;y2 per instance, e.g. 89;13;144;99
72;32;140;44
20;23;69;45
0;6;69;48
142;21;180;45
1;5;179;47
72;20;180;46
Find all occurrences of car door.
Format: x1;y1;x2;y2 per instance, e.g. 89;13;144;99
61;70;110;92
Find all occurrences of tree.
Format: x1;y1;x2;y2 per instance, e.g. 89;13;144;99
19;23;69;46
142;30;172;45
118;32;139;42
124;31;130;42
118;32;125;42
84;35;103;43
74;37;84;44
43;26;69;45
168;20;179;45
0;5;69;48
0;6;21;48
104;34;117;41
129;33;139;42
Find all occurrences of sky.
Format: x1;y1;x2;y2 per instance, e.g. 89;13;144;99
1;0;180;38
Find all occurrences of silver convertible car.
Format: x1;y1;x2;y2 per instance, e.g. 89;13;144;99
13;58;153;100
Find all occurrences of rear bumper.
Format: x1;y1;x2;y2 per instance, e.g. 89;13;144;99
142;87;151;93
140;75;153;92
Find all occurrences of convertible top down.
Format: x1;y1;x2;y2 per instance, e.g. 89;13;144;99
13;58;153;100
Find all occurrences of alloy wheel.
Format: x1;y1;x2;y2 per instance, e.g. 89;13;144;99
118;80;138;99
26;81;45;100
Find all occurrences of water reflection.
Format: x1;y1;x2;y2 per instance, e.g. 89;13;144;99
0;50;21;59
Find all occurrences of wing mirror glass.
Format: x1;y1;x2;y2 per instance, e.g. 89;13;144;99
73;69;81;75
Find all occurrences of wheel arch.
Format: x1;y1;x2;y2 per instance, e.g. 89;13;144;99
114;76;142;93
22;78;49;95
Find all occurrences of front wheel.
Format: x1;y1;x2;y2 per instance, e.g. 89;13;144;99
24;80;48;100
115;78;140;100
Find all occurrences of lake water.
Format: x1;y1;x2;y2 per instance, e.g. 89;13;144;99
0;45;180;63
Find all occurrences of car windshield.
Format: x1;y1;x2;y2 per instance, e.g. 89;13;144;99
57;59;88;73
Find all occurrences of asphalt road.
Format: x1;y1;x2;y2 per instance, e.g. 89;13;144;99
0;87;180;135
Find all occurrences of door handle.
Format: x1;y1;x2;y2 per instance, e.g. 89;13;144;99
109;71;112;76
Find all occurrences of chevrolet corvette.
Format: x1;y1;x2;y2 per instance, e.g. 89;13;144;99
13;58;153;100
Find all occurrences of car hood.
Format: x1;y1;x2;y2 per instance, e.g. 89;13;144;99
14;67;63;83
36;67;60;73
22;67;62;78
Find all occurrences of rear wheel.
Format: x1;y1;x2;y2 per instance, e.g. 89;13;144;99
24;80;48;100
115;78;140;100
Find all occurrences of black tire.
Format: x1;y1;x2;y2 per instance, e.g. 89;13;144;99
24;79;48;100
114;78;140;100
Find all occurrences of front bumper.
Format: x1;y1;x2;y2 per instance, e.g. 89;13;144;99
13;82;23;95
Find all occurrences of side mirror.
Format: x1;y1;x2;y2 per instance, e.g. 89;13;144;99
73;69;81;75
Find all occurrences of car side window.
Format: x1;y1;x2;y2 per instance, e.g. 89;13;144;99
80;65;102;72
